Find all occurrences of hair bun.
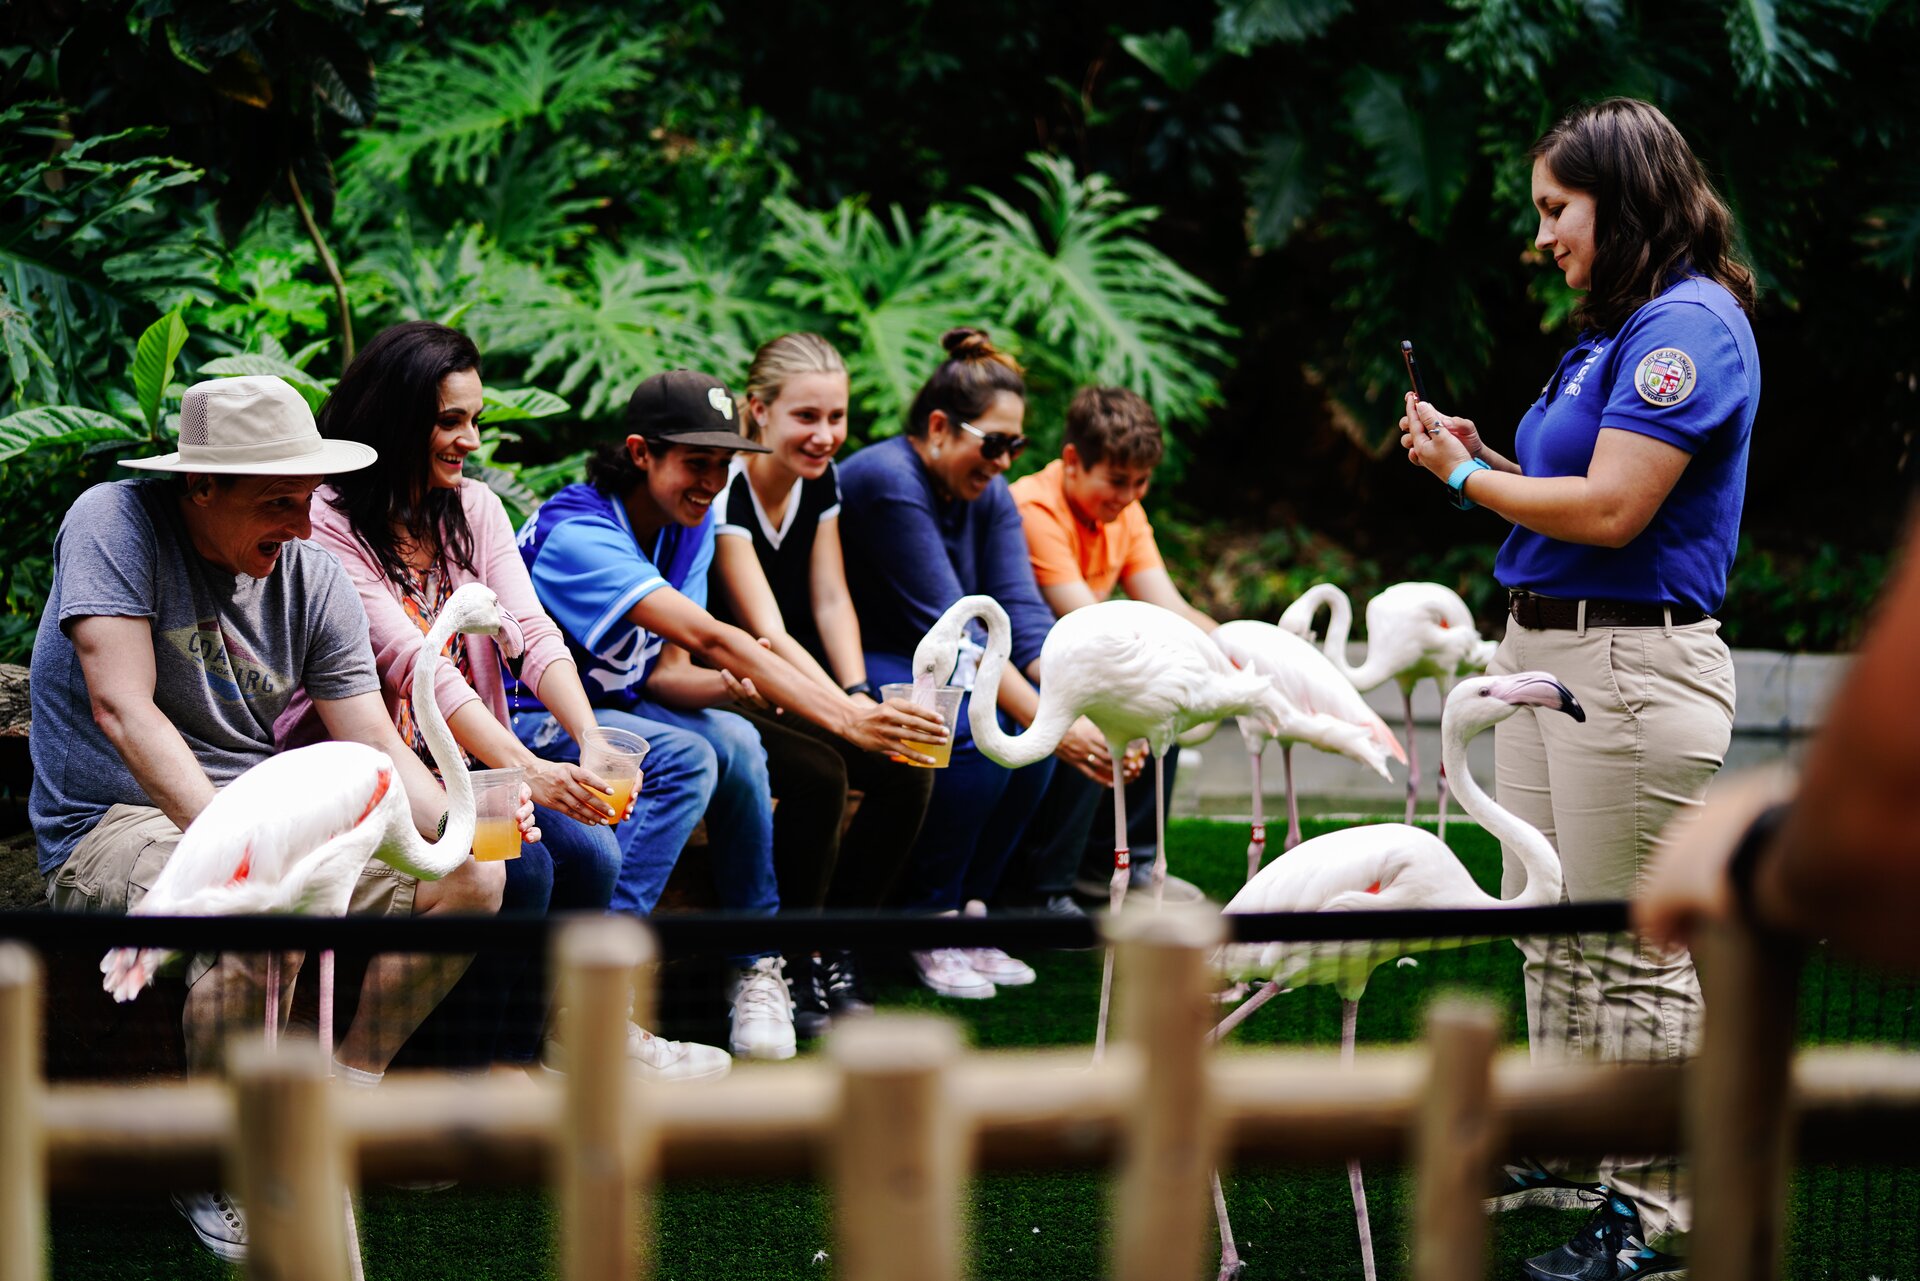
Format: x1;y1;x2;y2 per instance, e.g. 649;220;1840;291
941;327;998;361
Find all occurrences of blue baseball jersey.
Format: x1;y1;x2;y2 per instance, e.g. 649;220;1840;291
1494;276;1760;613
509;483;713;714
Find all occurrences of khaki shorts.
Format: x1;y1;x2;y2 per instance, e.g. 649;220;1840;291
47;803;418;985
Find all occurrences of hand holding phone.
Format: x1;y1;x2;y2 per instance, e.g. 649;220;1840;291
1400;339;1429;405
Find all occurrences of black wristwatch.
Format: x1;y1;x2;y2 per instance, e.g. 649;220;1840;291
1726;801;1791;932
843;680;876;700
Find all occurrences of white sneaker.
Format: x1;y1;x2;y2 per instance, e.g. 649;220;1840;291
962;947;1036;986
171;1190;247;1262
912;948;996;999
626;1021;733;1081
542;1017;732;1082
728;957;798;1060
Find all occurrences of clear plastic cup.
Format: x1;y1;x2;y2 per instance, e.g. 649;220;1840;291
469;767;525;861
579;726;649;825
880;683;963;769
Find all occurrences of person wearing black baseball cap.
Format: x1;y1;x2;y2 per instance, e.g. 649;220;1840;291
510;369;949;1060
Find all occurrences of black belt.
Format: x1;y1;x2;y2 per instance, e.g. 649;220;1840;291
1508;590;1709;631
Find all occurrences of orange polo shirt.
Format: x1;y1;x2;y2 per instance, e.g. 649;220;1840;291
1010;459;1164;601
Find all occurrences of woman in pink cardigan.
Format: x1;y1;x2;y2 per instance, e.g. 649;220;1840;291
283;321;728;1082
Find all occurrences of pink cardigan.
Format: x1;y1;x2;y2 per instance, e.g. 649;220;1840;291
278;480;573;747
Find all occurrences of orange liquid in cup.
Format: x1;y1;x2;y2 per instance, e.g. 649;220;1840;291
597;776;636;825
891;737;955;769
472;816;523;862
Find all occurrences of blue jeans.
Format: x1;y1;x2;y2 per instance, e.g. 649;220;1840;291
867;653;1055;913
515;703;780;921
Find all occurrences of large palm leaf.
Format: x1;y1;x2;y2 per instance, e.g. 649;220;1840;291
767;198;991;437
971;154;1234;425
466;243;758;421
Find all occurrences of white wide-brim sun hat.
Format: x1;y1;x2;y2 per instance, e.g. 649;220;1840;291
121;375;377;476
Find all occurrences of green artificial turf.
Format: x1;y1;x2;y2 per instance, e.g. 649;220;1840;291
45;817;1920;1279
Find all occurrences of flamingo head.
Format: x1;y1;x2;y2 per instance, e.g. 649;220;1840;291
1459;635;1499;675
441;582;503;637
1450;670;1585;730
911;594;1005;686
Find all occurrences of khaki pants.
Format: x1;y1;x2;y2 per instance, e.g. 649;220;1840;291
48;803;417;1073
1491;614;1736;1244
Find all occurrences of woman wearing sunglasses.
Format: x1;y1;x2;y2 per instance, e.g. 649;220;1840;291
839;327;1114;1000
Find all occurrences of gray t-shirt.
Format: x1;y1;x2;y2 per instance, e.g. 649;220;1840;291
28;480;379;874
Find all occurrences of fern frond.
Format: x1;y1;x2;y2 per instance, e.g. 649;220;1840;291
971;155;1234;424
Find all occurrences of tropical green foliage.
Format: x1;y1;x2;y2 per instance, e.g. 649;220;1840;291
3;0;1917;661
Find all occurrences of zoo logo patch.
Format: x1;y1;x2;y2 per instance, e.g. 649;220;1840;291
1633;348;1696;407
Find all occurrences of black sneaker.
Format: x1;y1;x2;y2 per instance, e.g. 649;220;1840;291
1487;1156;1602;1213
1521;1188;1685;1280
787;953;832;1039
821;950;872;1018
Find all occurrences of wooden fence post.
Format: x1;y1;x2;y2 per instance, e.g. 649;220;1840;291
1412;997;1500;1281
1688;922;1799;1281
229;1036;350;1281
1;944;43;1281
830;1015;964;1281
556;916;656;1281
1107;904;1227;1281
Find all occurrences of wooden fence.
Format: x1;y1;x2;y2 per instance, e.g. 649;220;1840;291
3;908;1918;1281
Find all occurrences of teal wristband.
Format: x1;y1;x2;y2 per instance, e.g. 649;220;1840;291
1446;458;1492;510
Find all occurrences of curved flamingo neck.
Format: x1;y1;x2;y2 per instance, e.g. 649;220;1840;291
1297;585;1405;692
961;603;1075;769
1441;712;1562;907
387;598;483;873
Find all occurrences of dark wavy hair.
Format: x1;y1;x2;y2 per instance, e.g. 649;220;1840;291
1529;98;1756;335
904;327;1025;438
318;321;482;589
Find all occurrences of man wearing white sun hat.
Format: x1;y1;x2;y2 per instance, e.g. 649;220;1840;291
28;374;525;1263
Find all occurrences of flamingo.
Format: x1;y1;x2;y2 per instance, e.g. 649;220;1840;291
1279;581;1497;839
1211;620;1406;880
1204;670;1583;1281
912;595;1287;1056
101;583;506;1018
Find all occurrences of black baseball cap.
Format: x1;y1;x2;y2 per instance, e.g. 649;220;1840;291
623;370;769;453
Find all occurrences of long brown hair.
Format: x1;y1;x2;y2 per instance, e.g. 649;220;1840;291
319;322;481;589
1529;98;1756;335
905;328;1025;438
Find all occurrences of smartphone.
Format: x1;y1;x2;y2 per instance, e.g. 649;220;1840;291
1399;339;1430;404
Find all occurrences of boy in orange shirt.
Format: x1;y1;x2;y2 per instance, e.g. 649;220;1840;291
1003;387;1216;913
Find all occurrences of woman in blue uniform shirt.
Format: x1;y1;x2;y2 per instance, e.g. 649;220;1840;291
1404;98;1757;1280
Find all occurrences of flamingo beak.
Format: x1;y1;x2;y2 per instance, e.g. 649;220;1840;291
1487;672;1585;722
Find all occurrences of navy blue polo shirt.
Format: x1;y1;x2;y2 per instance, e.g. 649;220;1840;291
1494;277;1760;613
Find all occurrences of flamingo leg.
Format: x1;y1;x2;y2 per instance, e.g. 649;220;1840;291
1092;750;1131;1062
264;952;280;1047
1212;1168;1246;1280
1245;747;1266;884
1343;998;1378;1281
1283;743;1302;851
1208;979;1283;1043
1434;677;1454;842
1401;687;1420;827
1150;751;1167;908
320;949;335;1054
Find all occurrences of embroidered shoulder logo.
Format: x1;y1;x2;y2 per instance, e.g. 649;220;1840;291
1634;347;1696;407
708;387;734;419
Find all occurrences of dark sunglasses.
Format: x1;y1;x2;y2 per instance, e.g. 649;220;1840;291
956;419;1029;461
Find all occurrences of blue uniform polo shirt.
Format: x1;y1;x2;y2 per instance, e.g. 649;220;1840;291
508;482;713;714
1494;276;1760;613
